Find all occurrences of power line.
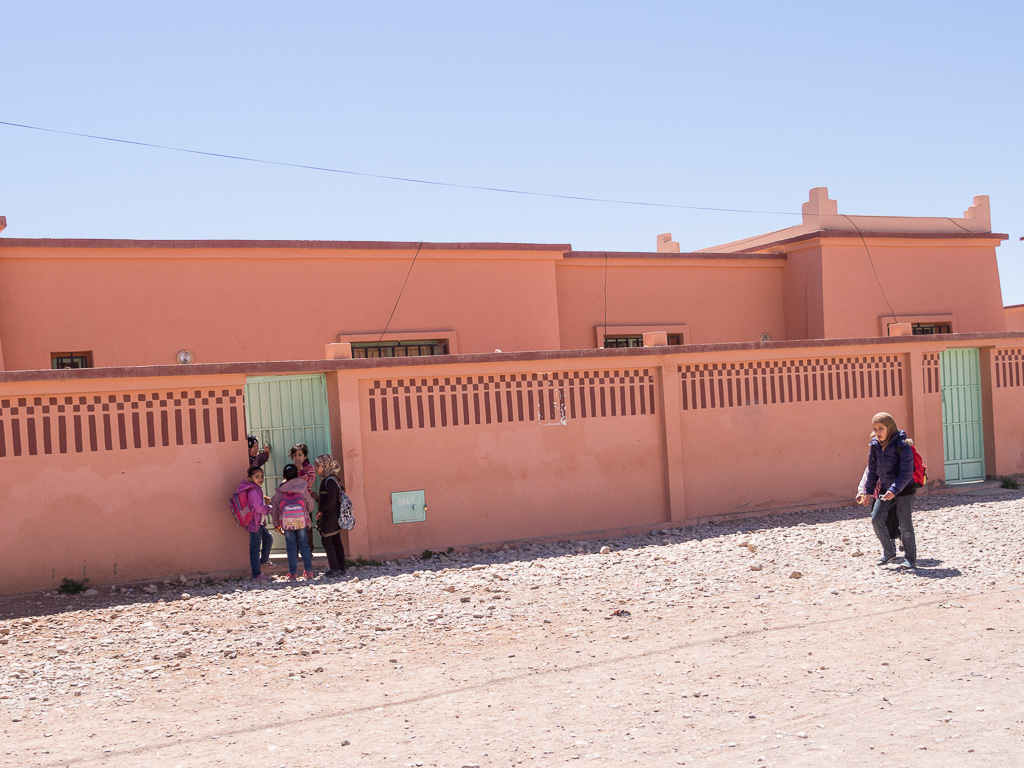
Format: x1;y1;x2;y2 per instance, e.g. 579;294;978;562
377;241;424;345
841;214;898;325
0;120;801;216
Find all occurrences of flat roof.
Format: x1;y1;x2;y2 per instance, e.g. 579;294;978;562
0;238;572;251
563;251;786;261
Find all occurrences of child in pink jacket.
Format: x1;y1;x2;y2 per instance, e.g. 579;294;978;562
271;463;317;580
237;466;272;582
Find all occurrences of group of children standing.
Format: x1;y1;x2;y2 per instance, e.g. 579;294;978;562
238;436;351;582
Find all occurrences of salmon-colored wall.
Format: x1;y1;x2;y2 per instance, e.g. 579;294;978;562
0;374;251;596
0;235;1012;375
0;244;564;369
1006;306;1024;332
778;242;825;341
554;257;786;348
991;346;1024;475
353;363;669;555
3;335;1023;596
673;349;914;518
818;239;1007;339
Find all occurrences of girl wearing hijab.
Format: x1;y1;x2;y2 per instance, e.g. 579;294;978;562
315;454;349;578
861;412;918;568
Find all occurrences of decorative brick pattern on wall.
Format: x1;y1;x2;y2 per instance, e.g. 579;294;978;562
367;370;657;432
994;349;1024;388
678;356;904;411
0;389;244;458
923;353;940;394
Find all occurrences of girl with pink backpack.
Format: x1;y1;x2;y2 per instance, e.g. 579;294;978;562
234;466;272;582
270;463;317;581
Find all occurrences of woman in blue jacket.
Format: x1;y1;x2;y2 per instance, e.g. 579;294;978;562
859;412;917;567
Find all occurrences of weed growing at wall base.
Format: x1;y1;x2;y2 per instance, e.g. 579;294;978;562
346;557;383;568
57;577;89;595
999;475;1020;489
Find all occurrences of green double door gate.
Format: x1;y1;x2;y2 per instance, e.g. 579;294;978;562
244;374;332;552
940;348;985;484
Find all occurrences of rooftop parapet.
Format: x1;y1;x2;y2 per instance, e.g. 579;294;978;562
701;187;998;253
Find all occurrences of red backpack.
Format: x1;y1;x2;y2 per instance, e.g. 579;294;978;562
229;490;256;529
898;442;928;489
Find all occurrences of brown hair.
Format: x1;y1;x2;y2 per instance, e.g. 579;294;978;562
871;412;899;449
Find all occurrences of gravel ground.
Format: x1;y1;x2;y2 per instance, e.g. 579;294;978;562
2;486;1023;767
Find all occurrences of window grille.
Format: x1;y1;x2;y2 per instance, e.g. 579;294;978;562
604;333;683;348
50;351;93;369
351;339;449;358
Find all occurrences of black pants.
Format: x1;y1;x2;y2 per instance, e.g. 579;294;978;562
322;531;346;572
871;493;917;562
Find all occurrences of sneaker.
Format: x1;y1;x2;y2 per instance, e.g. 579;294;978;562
260;560;276;568
877;553;897;566
252;573;270;582
324;569;339;578
301;570;317;580
287;573;298;581
903;559;917;569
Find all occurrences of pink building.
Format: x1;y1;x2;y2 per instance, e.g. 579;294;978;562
0;188;1009;370
1;189;1021;595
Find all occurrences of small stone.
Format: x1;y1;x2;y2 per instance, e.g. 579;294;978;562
180;575;188;584
442;585;456;593
789;571;802;579
852;549;864;557
750;562;763;571
82;589;99;597
340;739;350;746
180;593;191;600
600;546;611;555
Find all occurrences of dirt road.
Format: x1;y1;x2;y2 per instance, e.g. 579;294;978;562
3;488;1022;767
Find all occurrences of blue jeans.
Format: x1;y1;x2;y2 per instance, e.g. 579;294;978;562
258;525;274;563
284;528;313;575
248;530;264;578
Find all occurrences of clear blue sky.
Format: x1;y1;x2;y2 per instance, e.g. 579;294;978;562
2;1;1022;304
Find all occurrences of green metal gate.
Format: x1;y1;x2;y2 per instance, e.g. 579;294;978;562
940;348;985;484
244;374;332;550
